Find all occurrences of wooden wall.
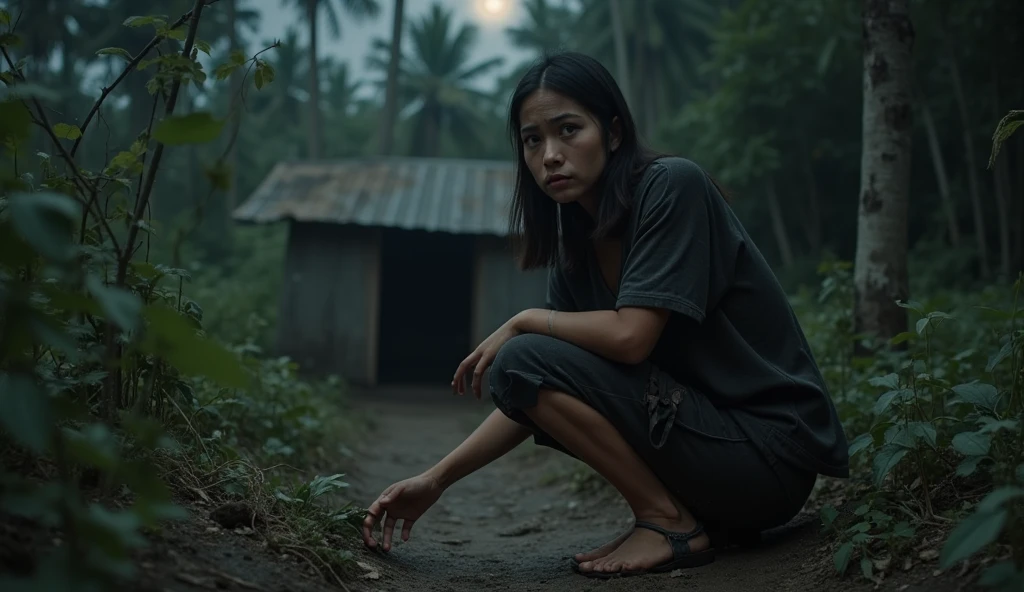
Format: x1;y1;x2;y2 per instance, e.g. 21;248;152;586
471;236;549;347
274;221;380;384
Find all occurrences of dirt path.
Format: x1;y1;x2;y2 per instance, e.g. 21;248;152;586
345;393;963;592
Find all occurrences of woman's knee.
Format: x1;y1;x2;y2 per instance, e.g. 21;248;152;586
488;334;561;411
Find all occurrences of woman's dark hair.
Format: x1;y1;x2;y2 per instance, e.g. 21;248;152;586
507;51;668;271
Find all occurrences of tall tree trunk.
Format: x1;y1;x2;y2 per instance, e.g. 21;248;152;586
223;0;239;249
921;103;960;246
853;0;913;347
766;181;794;268
378;0;404;155
306;0;322;159
608;0;631;106
948;53;989;278
991;67;1012;279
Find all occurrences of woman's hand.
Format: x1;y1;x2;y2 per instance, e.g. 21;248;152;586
452;316;523;399
362;473;444;552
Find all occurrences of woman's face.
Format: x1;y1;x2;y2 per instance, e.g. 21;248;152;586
518;89;620;214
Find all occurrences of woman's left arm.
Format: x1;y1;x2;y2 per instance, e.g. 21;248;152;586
511;306;669;365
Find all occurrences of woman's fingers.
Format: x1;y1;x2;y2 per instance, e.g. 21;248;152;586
401;519;416;542
362;499;383;548
471;351;495;399
453;351;481;395
382;515;398;551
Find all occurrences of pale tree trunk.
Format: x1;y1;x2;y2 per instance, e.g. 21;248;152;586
948;54;989;277
767;181;794;268
921;103;960;246
377;0;404;155
224;0;239;247
608;0;631;106
853;0;913;346
307;0;322;159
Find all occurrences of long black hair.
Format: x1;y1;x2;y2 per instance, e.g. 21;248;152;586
507;51;668;271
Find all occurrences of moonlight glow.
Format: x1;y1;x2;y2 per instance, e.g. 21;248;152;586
475;0;512;22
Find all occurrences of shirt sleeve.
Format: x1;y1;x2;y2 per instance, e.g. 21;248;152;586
546;263;577;312
615;159;733;324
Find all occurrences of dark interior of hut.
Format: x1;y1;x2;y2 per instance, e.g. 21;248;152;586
377;228;474;385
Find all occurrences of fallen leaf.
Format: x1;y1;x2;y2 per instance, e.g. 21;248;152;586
356;561;381;580
919;549;939;561
903;557;913;571
873;556;891;572
670;569;685;578
440;539;468;546
191;486;212;503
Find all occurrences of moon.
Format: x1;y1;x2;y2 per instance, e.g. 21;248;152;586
475;0;512;22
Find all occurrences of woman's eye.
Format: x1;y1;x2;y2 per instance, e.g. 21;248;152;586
523;135;539;147
561;124;578;135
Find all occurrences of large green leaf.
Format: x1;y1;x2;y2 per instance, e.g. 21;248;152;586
951;383;1000;412
152;112;225;145
952;431;992;457
833;541;853;575
872;444;908;486
8;191;81;262
0;99;31;144
0;373;53;453
140;306;249;388
939;508;1007;569
85;275;142;332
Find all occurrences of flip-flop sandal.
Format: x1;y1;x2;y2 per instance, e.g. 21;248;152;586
571;520;715;579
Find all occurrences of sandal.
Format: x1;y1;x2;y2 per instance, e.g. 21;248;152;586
571;520;715;579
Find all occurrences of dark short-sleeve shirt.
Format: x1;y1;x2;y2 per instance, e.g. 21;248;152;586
546;157;849;478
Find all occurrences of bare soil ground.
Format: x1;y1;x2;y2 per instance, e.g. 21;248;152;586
342;392;979;592
0;389;985;592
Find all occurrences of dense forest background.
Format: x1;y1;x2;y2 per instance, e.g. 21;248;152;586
8;0;1023;295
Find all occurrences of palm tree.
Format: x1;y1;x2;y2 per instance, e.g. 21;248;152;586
367;3;504;157
377;0;405;155
282;0;380;159
504;0;576;56
575;0;718;139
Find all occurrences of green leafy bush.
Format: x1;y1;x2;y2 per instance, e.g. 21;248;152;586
0;7;364;591
795;264;1024;590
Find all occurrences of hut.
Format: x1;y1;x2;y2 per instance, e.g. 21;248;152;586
232;157;548;387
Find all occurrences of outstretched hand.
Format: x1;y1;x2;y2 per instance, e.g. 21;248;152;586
362;473;444;552
452;317;521;399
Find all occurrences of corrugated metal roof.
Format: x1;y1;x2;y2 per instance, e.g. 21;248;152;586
232;157;518;236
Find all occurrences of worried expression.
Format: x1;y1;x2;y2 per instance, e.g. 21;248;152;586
518;89;622;213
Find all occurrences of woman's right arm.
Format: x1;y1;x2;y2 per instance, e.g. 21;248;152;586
424;408;531;488
362;409;531;551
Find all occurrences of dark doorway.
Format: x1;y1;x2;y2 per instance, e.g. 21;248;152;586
377;228;474;384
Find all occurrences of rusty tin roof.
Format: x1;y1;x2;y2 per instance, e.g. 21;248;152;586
232;157;518;236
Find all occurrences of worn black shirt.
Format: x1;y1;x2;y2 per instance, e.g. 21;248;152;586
546;156;850;478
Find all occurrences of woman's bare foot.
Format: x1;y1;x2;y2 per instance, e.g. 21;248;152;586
576;515;711;575
573;527;632;563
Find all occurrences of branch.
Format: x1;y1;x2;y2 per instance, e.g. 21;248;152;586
69;0;223;158
117;0;209;285
0;47;122;254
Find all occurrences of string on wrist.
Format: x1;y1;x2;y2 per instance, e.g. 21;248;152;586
547;309;555;336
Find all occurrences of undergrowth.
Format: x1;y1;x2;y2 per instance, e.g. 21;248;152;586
0;6;367;591
794;259;1024;591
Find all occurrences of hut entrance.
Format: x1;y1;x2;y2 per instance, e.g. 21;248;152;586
377;228;474;385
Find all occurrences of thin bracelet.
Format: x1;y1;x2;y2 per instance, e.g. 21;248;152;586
547;309;556;336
